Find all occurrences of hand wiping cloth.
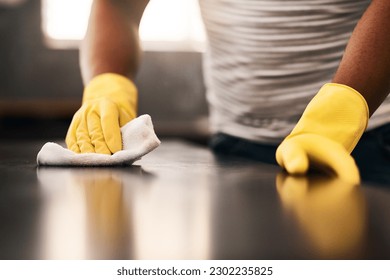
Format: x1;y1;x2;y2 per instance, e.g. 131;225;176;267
37;114;160;166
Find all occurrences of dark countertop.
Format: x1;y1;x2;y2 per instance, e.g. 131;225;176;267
0;139;389;259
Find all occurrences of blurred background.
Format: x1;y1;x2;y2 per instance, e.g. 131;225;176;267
0;0;209;142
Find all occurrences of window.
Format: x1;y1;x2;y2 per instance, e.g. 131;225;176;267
41;0;206;52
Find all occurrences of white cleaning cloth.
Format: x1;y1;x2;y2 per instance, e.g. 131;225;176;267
37;114;161;166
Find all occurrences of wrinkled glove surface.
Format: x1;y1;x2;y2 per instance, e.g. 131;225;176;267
276;83;369;184
66;73;137;154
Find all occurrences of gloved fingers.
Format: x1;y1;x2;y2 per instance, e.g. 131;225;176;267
276;139;309;175
76;113;95;153
276;135;360;185
295;135;360;185
118;108;134;127
87;111;111;155
65;113;81;153
101;101;122;154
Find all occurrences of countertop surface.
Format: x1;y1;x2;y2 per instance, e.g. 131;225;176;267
0;139;389;259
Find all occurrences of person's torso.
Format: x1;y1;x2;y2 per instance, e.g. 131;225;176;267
199;0;390;143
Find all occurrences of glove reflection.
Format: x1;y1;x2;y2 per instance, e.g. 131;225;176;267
276;173;367;259
37;168;146;259
74;170;129;257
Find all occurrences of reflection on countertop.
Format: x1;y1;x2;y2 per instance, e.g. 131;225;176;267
277;174;367;259
37;166;211;259
0;140;389;259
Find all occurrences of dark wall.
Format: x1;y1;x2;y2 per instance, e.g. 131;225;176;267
0;1;81;101
0;0;208;139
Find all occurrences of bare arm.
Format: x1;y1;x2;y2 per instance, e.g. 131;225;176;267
80;0;149;84
332;0;390;116
276;1;390;183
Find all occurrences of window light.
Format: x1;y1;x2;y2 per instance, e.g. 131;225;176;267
41;0;206;52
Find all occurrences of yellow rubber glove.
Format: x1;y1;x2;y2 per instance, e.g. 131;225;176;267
66;73;137;154
276;83;369;185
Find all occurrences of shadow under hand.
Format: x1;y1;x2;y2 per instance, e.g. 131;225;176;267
276;172;367;259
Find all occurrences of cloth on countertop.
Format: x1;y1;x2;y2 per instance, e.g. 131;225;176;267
37;114;160;166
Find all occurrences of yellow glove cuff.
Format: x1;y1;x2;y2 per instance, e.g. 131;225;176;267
287;83;369;153
83;73;138;119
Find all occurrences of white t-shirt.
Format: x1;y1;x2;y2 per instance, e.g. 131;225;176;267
199;0;390;144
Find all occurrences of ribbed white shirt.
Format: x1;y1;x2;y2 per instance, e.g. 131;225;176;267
199;0;390;143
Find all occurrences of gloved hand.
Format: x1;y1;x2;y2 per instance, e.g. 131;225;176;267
66;73;137;154
276;83;369;184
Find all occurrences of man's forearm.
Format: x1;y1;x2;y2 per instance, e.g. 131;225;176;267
80;0;149;84
332;0;390;116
